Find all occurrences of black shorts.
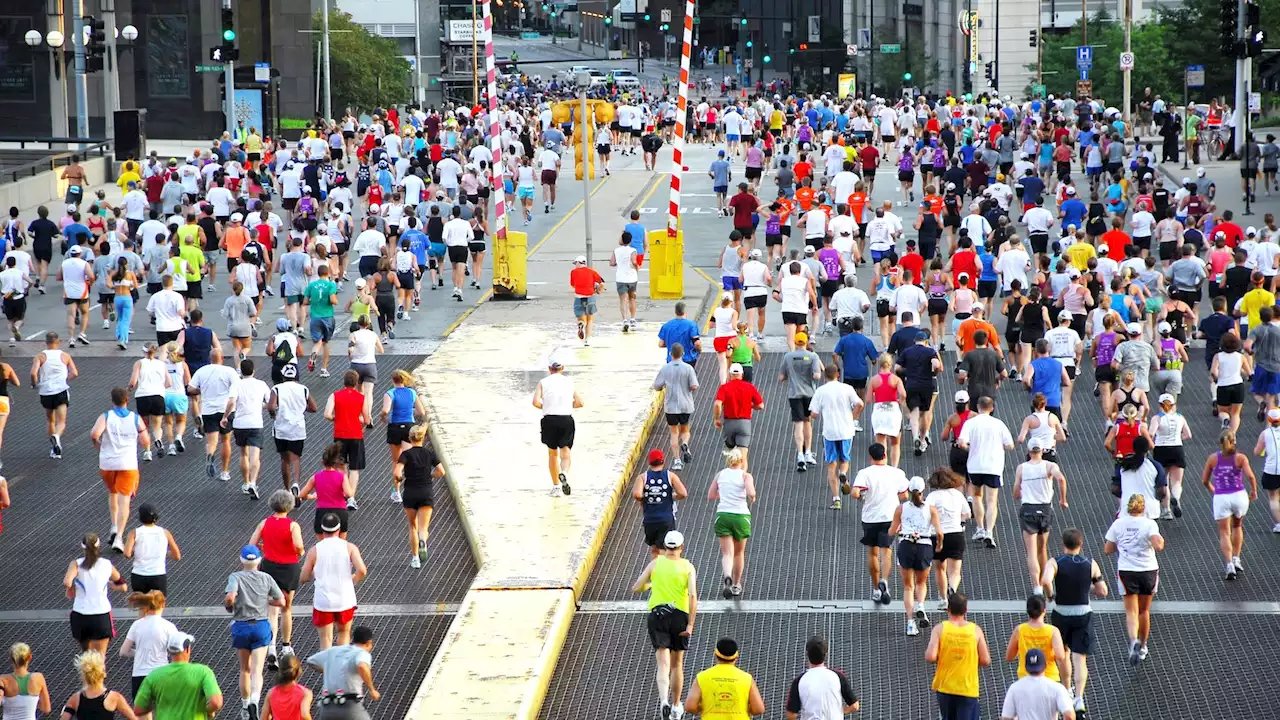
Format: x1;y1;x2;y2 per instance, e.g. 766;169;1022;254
185;283;203;300
233;428;264;448
647;605;690;651
906;387;936;411
1029;233;1049;254
386;422;413;446
1263;472;1280;491
2;296;26;321
936;531;966;561
69;611;114;643
1159;241;1179;262
34;245;52;264
40;390;69;410
820;280;840;298
782;311;807;326
860;521;893;548
788;397;812;422
970;472;1001;489
1019;330;1044;346
226;256;241;273
274;437;305;456
765;234;783;247
136;395;166;417
977;279;998;299
844;377;867;391
313;508;350;535
1019;503;1053;534
898;170;915;183
1094;365;1117;385
948;444;970;477
898;541;935;570
447;245;468;264
876;298;892;318
665;413;691;427
468;241;486;254
1052;611;1096;655
131;573;168;595
402;485;434;509
1216;382;1247;406
1152;445;1186;469
745;167;762;180
643;520;676;547
744;294;767;309
157;329;181;345
337;438;366;471
1118;569;1159;596
928;298;948;317
202;412;231;435
540;415;575;449
260;559;301;593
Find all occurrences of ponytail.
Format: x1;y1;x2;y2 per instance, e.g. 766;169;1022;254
910;488;925;507
80;533;101;568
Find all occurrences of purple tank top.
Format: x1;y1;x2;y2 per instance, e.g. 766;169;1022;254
798;126;812;143
1094;332;1117;366
818;247;842;280
1211;452;1245;494
898;153;914;172
765;213;781;235
1159;338;1178;369
933;144;947;167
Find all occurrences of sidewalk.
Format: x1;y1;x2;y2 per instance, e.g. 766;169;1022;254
405;173;715;719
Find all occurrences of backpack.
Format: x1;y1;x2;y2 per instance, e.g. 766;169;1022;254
272;335;295;366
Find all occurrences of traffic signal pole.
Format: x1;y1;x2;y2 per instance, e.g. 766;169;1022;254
71;0;87;139
223;0;235;135
103;0;117;142
1235;0;1248;156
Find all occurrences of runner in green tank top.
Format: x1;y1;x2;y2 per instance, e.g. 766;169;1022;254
633;530;699;720
726;323;760;384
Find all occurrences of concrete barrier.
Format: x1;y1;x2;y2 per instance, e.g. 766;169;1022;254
0;156;109;213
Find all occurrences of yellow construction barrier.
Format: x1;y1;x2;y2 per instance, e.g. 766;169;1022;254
551;99;615;181
648;228;683;299
492;230;528;299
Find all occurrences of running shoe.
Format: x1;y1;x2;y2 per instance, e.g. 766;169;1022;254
1233;556;1243;572
103;319;111;329
915;609;930;628
548;486;562;497
279;643;294;658
804;451;817;466
307;355;316;372
577;321;585;340
53;437;62;456
680;442;691;463
410;556;422;569
913;438;924;456
242;484;251;495
248;485;260;500
319;368;330;378
206;454;216;478
154;438;164;454
984;535;997;549
839;472;851;495
670;459;684;471
107;531;117;546
1128;640;1142;666
266;649;278;672
1171;497;1182;518
1159;508;1173;521
621;322;629;334
906;619;920;636
1138;645;1149;661
347;497;359;510
972;527;987;541
167;444;177;456
721;575;733;599
112;536;125;554
142;450;153;462
1273;522;1280;534
192;427;203;440
871;586;883;603
291;483;301;504
796;458;807;473
418;539;428;562
878;580;892;604
390;488;403;504
829;498;842;510
661;703;672;720
670;707;684;720
388;329;396;340
218;471;231;482
561;479;572;495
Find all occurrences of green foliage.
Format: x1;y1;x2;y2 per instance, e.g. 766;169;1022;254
280;117;312;130
315;11;412;114
868;24;940;95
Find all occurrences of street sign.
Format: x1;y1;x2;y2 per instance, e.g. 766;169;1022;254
808;15;821;42
1079;69;1089;81
1077;79;1093;97
880;43;901;54
846;44;858;56
1031;83;1046;98
1250;91;1262;112
254;62;270;83
1186;64;1205;88
1076;46;1092;70
745;58;753;69
195;64;222;73
858;28;871;48
660;8;671;22
1119;52;1135;71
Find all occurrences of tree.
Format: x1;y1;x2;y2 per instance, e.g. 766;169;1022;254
869;24;941;96
315;11;412;114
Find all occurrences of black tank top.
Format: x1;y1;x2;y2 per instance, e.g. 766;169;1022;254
1118;387;1140;412
1019;301;1045;333
375;273;396;298
1005;296;1023;332
76;691;113;720
1053;553;1095;607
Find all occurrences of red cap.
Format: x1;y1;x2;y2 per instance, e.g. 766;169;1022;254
647;449;665;465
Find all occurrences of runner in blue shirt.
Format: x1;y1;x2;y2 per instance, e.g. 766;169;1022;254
657;302;702;365
1059;189;1088;230
623;211;647;262
833;319;879;392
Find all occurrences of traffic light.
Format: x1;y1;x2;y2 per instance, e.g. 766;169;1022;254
984;62;994;86
1221;0;1240;57
903;72;912;82
605;16;612;25
740;18;747;25
83;16;105;73
746;39;753;48
1245;1;1265;57
1029;29;1038;47
643;13;651;21
789;48;795;55
763;45;770;63
218;7;239;61
799;43;808;51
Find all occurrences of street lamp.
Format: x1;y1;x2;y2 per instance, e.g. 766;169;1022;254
121;24;138;42
575;70;594;265
26;28;71;139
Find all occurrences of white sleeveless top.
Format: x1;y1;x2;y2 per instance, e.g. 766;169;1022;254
713;306;736;338
165;360;186;395
131;525;168;576
1217;351;1244;386
37;349;68;396
135;358;168;398
312;537;358;612
714;468;750;515
1027;410;1057;450
1263;425;1280;475
98;409;140;471
72;557;114;615
898;501;934;542
1019;460;1055;505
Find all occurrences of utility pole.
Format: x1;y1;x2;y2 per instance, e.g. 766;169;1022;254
103;0;117;141
47;0;68;139
1122;0;1132;134
1235;0;1249;156
71;0;87;139
322;0;332;120
222;0;235;135
472;0;480;105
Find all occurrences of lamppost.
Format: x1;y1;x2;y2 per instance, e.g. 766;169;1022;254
575;70;594;264
104;23;139;141
25;28;70;139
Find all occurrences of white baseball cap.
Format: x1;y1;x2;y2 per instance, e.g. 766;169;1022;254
1158;393;1176;406
728;363;744;375
1196;167;1207;177
574;255;587;265
229;212;243;223
1028;437;1045;451
907;476;926;492
954;390;970;404
663;530;685;548
1126;322;1143;336
1058;310;1074;322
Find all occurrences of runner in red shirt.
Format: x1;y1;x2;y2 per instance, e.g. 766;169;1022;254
1100;219;1132;259
858;143;880;195
948;239;979;287
325;371;369;507
898;242;925;285
714;364;765;469
569;256;604;345
728;184;760;243
1215;213;1244;248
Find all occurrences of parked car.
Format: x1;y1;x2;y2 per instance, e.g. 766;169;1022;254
611;69;641;88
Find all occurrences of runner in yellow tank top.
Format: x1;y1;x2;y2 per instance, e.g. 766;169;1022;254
684;638;765;719
1003;593;1066;682
633;531;699;720
926;593;991;720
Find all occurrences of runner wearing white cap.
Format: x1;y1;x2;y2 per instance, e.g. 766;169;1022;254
1013;438;1068;597
889;475;942;636
632;530;697;720
1253;407;1280;533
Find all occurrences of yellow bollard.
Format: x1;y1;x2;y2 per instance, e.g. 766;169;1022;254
647;228;683;299
492;230;528;299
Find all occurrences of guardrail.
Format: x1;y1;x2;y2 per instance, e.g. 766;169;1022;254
0;138;114;186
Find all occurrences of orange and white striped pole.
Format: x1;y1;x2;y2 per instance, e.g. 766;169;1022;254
481;1;507;242
666;0;696;240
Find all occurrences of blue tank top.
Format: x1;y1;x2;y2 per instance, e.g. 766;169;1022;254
1110;293;1130;322
387;386;418;423
1053;553;1095;608
641;469;676;524
979;251;999;282
1030;357;1064;407
183;326;213;370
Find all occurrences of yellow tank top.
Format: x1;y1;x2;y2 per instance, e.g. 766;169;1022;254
1015;622;1060;681
931;621;980;698
647;555;693;613
695;663;753;720
176;224;199;247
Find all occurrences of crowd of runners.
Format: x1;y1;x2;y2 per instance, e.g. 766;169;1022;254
0;75;1273;720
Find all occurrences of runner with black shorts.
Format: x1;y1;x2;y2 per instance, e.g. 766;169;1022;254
1042;528;1108;717
249;490;305;667
632;449;688;556
394;424;443;570
926;467;971;606
632;530;697;720
326;370;369;509
533;357;582;497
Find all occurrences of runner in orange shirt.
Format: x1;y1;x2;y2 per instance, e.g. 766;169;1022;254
847;183;870;260
795;179;817;213
221;212;251;274
794;155;814;186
